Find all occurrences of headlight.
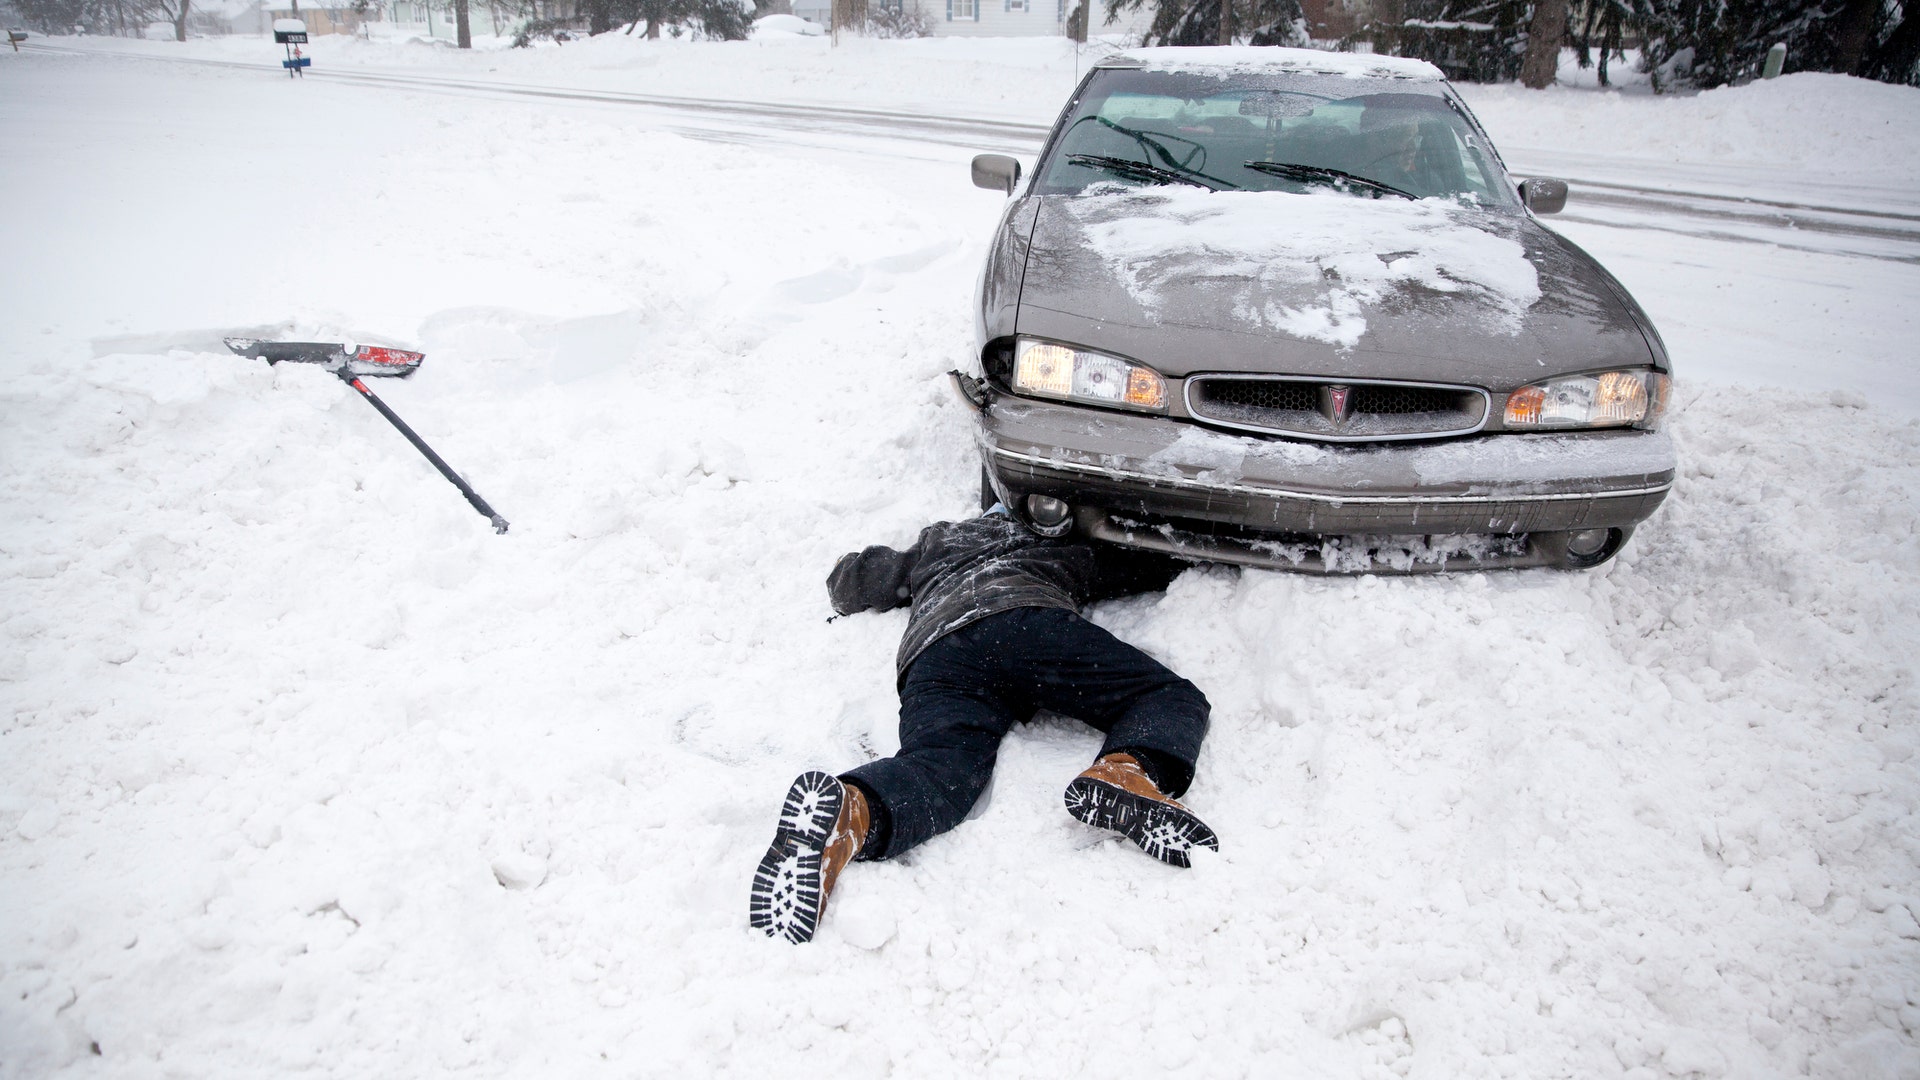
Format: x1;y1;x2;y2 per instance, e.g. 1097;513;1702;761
1504;369;1670;430
1013;338;1167;413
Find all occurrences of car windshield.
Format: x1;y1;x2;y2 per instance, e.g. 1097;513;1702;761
1035;68;1516;207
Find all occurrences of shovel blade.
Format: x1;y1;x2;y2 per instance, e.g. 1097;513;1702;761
225;338;424;378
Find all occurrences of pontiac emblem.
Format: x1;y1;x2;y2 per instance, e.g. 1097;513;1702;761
1321;384;1353;425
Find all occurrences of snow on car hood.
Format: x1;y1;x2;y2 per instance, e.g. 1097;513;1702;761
1073;187;1538;350
1015;189;1657;385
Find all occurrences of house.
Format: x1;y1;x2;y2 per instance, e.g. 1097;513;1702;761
253;2;364;35
381;0;513;39
796;0;1152;38
905;0;1072;37
382;0;577;40
253;0;578;40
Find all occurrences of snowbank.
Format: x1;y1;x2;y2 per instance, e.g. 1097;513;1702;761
1;41;1917;1080
1460;71;1920;190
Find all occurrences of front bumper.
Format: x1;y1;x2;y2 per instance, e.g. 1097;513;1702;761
979;395;1675;569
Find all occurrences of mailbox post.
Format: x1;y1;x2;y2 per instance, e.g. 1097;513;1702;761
273;18;310;77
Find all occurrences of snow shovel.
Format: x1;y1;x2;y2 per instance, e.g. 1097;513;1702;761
225;338;510;534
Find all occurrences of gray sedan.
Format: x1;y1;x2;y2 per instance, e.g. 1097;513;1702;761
959;47;1674;572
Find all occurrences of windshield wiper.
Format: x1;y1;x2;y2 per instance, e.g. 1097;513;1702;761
1069;154;1234;191
1243;161;1417;200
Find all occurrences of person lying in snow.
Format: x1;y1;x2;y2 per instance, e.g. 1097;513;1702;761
749;506;1219;944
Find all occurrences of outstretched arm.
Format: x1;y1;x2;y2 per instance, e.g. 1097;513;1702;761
1085;544;1189;604
827;541;923;616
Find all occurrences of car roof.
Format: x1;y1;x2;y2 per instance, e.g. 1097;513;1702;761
1097;46;1445;82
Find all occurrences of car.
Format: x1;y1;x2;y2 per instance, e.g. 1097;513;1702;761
957;46;1675;573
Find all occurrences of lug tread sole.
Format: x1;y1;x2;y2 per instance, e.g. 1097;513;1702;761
749;771;844;944
1064;776;1219;868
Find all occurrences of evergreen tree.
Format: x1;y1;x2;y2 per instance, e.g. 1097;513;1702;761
1570;0;1634;87
1100;0;1306;47
1385;0;1530;83
1366;0;1916;90
581;0;749;38
1637;0;1916;89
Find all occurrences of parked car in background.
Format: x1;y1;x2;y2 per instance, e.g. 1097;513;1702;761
958;46;1674;572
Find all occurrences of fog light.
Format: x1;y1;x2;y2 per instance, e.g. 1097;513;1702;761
1566;528;1610;557
1025;495;1072;536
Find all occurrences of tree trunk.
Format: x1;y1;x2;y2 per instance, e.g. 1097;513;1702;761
455;0;472;46
1832;0;1881;74
173;0;188;39
1215;0;1228;45
1520;0;1567;89
1371;0;1400;57
645;15;660;36
288;0;297;18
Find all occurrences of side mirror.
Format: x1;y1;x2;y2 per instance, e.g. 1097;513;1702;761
1519;177;1568;215
971;154;1022;196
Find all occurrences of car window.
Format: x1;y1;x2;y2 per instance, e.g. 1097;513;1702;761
1036;69;1514;206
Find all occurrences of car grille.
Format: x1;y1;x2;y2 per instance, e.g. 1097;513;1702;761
1186;376;1487;442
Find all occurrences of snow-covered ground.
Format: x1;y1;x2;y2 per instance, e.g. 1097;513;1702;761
2;37;1918;1080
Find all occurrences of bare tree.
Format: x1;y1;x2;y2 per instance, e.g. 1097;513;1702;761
829;0;865;43
455;0;471;45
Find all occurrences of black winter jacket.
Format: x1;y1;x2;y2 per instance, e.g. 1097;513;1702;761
827;513;1188;679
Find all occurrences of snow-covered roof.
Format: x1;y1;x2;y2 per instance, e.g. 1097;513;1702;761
1102;46;1445;81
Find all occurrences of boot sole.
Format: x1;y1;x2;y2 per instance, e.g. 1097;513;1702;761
748;771;844;944
1064;776;1219;869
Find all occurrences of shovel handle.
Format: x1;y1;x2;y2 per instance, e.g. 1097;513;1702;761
345;375;510;534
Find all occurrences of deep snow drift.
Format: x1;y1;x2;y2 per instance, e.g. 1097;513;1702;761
2;38;1918;1080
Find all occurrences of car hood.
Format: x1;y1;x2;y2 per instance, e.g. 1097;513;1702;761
1012;189;1658;387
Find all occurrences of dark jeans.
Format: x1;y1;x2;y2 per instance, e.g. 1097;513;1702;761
841;606;1210;860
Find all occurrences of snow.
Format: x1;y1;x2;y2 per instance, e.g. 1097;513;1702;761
752;13;825;37
1116;44;1444;81
1464;71;1920;210
1069;187;1540;348
3;36;1920;1080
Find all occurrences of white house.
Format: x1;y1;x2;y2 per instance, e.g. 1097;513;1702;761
915;0;1154;37
791;0;1151;38
911;0;1069;36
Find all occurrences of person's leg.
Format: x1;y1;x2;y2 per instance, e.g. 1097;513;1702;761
1006;608;1210;796
748;770;870;944
991;607;1220;866
840;618;1027;859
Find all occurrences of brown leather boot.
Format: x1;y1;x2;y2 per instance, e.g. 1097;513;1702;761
749;771;871;943
1065;753;1219;868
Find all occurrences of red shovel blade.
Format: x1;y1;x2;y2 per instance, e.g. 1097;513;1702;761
225;338;424;378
